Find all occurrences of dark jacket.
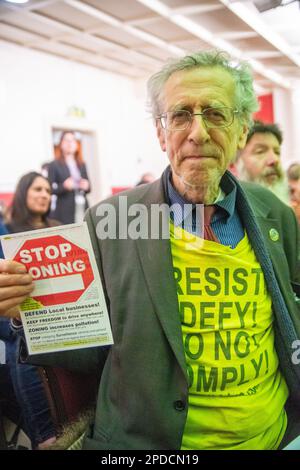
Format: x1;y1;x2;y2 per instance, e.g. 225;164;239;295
48;160;90;224
0;222;8;258
29;168;300;450
6;218;60;234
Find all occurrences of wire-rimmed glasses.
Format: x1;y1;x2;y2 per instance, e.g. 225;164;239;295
157;107;239;131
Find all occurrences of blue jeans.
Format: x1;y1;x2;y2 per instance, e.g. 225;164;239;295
0;320;56;448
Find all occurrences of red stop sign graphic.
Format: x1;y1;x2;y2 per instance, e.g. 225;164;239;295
14;235;94;306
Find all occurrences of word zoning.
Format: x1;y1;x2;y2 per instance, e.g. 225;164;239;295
19;243;85;279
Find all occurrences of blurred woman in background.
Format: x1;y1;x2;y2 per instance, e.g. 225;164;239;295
48;131;90;224
6;172;59;232
1;171;58;449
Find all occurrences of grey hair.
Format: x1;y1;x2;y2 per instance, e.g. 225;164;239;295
147;50;259;127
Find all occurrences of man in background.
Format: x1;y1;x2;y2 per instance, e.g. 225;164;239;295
237;121;289;203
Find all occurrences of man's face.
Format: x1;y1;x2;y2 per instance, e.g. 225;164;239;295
156;66;248;199
289;179;300;204
240;132;282;186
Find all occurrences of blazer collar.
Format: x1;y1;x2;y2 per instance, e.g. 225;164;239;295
134;168;189;380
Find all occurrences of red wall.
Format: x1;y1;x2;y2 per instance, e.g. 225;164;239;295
111;186;131;195
254;94;274;124
0;193;13;207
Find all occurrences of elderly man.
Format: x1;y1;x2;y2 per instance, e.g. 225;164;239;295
0;51;300;451
236;121;289;203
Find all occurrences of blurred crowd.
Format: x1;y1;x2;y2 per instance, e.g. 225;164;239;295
1;121;299;231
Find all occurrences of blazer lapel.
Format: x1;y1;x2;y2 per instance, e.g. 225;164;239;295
242;187;291;284
256;217;291;284
134;178;188;381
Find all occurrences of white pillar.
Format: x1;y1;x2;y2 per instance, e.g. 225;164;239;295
273;85;300;168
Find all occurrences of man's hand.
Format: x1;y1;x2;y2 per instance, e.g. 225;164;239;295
0;260;34;318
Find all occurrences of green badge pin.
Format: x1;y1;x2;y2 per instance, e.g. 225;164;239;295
269;228;279;241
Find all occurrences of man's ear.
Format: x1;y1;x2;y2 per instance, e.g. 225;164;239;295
237;124;249;150
156;122;167;152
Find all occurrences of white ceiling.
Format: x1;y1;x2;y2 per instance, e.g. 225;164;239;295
0;0;299;92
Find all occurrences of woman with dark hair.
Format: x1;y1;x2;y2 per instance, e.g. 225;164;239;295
6;171;59;233
0;172;58;449
48;131;91;224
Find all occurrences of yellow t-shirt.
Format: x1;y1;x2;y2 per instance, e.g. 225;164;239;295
170;224;288;450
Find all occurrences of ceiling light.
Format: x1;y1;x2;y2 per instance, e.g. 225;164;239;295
253;0;282;12
4;0;29;4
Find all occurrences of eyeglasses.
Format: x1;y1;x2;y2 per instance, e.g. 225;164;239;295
157;107;239;131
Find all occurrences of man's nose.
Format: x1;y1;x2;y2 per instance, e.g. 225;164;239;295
187;114;210;143
265;150;279;166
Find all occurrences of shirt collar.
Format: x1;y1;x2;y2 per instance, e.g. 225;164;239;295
167;168;237;225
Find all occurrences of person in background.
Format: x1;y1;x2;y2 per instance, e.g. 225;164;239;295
135;172;156;186
40;162;51;179
0;201;7;226
48;131;91;225
236;121;289;203
287;163;300;224
0;221;7;258
0;172;58;449
0;219;21;449
6;172;59;233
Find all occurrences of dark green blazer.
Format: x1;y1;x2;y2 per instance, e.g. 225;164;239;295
31;169;300;450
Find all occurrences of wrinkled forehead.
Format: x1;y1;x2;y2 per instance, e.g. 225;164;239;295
160;66;237;109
